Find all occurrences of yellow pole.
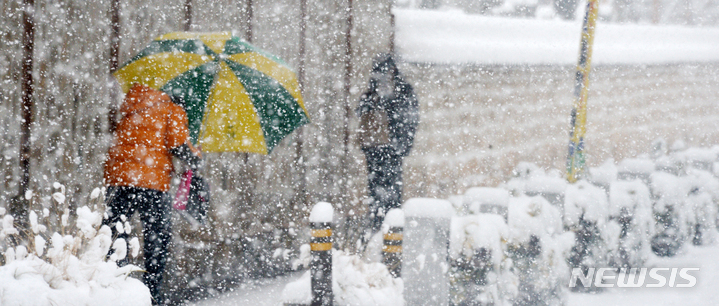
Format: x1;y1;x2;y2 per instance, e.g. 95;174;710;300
567;0;599;183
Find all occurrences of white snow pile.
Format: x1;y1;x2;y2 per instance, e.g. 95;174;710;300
0;186;150;306
504;163;567;199
450;214;509;268
507;196;574;257
588;158;618;188
463;187;509;217
395;8;719;64
563;180;609;227
617;158;655;176
383;209;405;228
310;201;334;223
608;180;653;218
650;171;689;212
403;198;456;219
281;250;404;306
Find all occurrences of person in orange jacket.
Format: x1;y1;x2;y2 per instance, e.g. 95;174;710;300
103;83;202;305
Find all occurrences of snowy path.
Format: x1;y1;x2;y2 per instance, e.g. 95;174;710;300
184;272;303;306
568;244;719;306
187;244;719;305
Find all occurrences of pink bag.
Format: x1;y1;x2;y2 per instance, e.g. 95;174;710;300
173;169;193;210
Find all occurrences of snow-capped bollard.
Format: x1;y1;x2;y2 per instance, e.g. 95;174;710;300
403;198;455;306
382;208;404;278
310;202;334;306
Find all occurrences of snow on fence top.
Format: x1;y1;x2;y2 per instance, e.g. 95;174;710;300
309;202;334;223
395;8;719;65
403;198;456;219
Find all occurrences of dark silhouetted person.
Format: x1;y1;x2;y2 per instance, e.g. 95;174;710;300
357;54;419;243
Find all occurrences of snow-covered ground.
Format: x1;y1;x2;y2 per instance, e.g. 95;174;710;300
185;272;304;306
185;243;719;305
568;244;719;305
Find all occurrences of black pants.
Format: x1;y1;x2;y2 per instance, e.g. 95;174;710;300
363;147;404;235
103;186;172;305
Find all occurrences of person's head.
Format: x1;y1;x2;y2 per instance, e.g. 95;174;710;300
371;53;397;76
370;53;398;99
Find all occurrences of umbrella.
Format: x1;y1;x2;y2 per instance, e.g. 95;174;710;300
113;31;309;154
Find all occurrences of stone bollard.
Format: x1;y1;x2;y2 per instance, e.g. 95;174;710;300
310;202;334;306
382;208;404;278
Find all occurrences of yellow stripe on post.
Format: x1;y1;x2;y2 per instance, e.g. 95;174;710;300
311;229;332;238
200;62;268;154
113;52;211;93
382;245;402;253
311;243;333;251
383;233;403;241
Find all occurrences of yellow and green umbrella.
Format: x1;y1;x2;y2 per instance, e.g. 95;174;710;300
114;32;309;154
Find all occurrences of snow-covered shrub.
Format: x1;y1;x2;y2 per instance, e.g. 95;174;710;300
649;172;689;256
564;180;610;291
618;157;655;185
588;158;618;191
507;196;574;305
684;169;719;245
281;250;403;306
655;151;687;176
463;187;509;220
680;147;716;172
607;180;654;268
504;163;567;208
0;185;150;305
449;214;517;306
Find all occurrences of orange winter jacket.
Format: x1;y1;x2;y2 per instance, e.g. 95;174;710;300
104;83;200;192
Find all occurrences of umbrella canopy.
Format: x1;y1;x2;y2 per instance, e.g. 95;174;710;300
114;32;309;154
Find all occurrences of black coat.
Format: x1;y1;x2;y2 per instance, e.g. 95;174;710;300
357;73;419;158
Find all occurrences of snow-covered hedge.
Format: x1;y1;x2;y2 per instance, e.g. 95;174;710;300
0;185;151;306
282;145;719;306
